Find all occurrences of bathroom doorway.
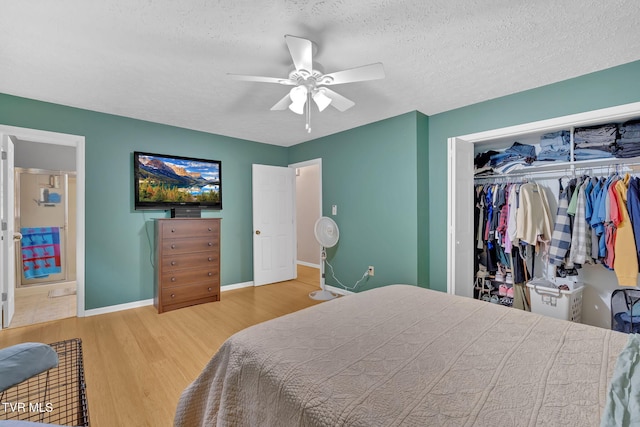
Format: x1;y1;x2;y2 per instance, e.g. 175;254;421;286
1;126;85;330
10;144;78;327
16;168;76;286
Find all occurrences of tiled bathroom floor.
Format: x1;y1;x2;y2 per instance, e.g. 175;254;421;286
9;281;77;328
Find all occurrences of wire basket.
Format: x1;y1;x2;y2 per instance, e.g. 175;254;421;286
0;338;90;426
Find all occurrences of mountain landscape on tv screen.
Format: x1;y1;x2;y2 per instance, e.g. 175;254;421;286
137;155;220;203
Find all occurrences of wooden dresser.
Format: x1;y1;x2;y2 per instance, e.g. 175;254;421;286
154;218;220;313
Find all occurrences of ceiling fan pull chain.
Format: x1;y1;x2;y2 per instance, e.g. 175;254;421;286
306;91;311;133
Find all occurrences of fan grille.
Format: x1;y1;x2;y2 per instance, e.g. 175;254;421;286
314;217;339;248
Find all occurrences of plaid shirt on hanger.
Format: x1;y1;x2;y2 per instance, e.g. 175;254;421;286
549;183;573;266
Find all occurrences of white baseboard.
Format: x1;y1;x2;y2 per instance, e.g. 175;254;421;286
297;260;320;269
221;281;254;291
85;299;154;316
84;281;255;317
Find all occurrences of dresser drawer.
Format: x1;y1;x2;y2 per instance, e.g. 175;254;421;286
161;237;218;254
161;251;219;271
161;282;219;306
161;268;219;287
161;220;219;238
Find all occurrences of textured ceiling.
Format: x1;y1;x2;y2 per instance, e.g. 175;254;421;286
1;1;640;147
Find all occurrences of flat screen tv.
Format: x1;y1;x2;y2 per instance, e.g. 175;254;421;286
134;151;222;210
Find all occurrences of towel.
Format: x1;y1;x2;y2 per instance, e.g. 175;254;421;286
21;227;62;279
601;334;640;426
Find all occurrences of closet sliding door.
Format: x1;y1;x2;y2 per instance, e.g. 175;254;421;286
447;137;475;298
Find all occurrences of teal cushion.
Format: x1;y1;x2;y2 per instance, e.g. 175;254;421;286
628;300;640;317
0;343;58;392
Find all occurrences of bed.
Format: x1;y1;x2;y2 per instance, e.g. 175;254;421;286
174;284;631;426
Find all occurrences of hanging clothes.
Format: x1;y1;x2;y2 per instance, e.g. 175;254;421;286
515;182;553;252
627;177;640;269
613;174;639;286
549;181;573;266
569;182;591;265
506;184;519;250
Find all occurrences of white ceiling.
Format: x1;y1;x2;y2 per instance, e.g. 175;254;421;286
2;1;640;147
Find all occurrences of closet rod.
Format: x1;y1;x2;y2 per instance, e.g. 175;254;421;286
474;160;640;183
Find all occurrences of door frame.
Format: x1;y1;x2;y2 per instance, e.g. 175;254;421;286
0;125;86;318
289;158;323;268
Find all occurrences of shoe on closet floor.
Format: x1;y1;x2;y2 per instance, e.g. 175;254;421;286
499;284;509;296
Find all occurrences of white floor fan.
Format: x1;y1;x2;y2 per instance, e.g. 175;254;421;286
310;216;340;301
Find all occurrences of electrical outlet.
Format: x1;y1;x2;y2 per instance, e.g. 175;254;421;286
368;266;374;276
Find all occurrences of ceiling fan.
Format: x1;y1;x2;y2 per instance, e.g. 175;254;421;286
228;35;385;133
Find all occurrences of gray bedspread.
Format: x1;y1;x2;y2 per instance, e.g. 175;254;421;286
174;284;628;426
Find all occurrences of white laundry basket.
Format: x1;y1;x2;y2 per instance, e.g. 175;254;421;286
526;281;583;322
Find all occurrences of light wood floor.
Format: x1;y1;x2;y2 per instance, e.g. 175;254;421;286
9;281;77;328
0;265;322;427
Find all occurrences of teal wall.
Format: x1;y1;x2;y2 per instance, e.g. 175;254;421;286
427;60;640;292
0;94;288;309
288;112;420;290
416;112;429;287
3;59;640;309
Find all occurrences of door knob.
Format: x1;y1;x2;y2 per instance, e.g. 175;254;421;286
13;232;23;241
255;230;261;235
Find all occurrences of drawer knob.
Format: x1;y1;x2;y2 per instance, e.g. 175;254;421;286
208;257;213;261
171;293;175;298
171;277;176;282
208;272;212;276
171;261;177;266
208;287;212;292
171;244;176;249
208;242;213;246
171;228;176;233
208;227;212;231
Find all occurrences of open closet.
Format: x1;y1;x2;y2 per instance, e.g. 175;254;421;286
448;101;640;329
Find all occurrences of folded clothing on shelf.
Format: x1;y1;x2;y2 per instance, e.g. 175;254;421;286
613;119;640;158
574;123;618;158
538;130;571;162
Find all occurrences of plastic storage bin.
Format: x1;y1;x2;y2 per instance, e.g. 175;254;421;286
526;281;583;322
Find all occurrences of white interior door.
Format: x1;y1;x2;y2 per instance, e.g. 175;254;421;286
1;135;16;328
252;164;296;286
447;137;475;298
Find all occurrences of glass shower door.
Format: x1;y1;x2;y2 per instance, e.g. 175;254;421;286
16;169;67;285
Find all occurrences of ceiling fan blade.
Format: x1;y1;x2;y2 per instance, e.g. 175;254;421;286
321;88;355;112
284;35;313;73
320;63;385;85
227;73;295;85
270;93;291;111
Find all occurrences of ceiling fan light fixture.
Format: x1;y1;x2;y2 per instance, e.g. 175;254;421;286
288;86;307;114
312;89;332;112
229;35;385;133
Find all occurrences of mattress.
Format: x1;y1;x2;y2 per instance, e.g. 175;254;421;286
174;284;628;426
